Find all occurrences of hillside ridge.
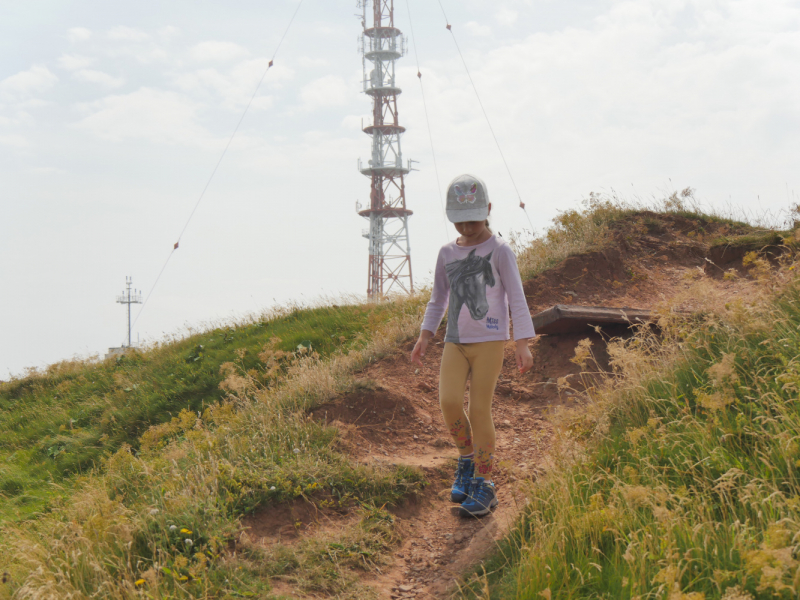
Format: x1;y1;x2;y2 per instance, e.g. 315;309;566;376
0;207;789;599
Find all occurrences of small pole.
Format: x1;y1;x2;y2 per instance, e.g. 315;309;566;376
117;277;143;348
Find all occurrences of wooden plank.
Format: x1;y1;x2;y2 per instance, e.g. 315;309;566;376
532;304;653;335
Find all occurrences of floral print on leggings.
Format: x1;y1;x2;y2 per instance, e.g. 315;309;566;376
475;444;494;476
448;418;473;452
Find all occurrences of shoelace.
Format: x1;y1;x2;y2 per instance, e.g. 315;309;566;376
455;461;471;485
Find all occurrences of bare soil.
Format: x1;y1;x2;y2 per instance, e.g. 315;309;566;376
241;213;774;599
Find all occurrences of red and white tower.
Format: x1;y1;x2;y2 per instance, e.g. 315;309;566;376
356;0;414;299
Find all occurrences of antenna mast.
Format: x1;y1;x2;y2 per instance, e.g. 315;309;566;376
357;0;414;299
116;276;142;348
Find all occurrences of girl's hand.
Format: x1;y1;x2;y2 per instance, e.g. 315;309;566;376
515;339;534;374
411;330;434;367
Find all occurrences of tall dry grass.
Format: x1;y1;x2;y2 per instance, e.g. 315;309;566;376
0;294;430;599
463;250;800;599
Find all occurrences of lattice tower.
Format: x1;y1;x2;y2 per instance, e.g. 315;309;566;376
356;0;414;299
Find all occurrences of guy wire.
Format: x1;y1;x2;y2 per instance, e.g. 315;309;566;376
404;0;450;242
435;0;535;231
132;0;305;330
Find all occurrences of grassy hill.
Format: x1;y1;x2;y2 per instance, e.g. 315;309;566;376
0;301;413;519
1;191;796;599
0;294;433;598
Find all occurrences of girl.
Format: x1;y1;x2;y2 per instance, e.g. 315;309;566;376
411;174;535;517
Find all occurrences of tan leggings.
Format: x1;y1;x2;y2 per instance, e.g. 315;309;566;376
439;341;505;480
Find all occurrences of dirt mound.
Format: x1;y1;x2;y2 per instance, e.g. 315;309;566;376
523;211;768;312
705;235;787;278
241;498;353;547
311;387;420;448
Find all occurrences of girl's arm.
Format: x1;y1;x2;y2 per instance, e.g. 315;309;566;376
411;250;449;366
497;245;536;373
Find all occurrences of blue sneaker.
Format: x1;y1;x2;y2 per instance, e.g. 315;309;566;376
450;456;475;503
459;478;498;517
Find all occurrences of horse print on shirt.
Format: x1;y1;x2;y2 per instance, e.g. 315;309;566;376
445;249;495;342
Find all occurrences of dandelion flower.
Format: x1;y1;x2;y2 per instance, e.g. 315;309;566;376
180;528;193;535
185;539;193;546
293;448;301;454
135;579;146;586
149;508;159;515
169;525;177;531
270;486;276;491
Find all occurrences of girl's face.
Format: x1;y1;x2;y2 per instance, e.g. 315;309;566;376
454;203;492;243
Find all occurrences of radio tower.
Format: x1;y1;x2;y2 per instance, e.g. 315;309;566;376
357;0;414;299
116;276;142;348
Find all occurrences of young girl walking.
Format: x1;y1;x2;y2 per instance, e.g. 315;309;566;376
411;174;535;517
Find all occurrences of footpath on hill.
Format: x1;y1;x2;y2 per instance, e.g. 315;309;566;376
240;212;776;599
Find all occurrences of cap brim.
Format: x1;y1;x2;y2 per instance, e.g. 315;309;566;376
447;206;489;223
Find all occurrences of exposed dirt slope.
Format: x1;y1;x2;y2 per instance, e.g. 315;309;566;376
242;212;775;599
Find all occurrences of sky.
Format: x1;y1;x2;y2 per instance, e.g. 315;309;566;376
1;0;798;378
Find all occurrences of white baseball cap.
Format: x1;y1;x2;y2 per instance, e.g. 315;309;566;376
445;174;489;223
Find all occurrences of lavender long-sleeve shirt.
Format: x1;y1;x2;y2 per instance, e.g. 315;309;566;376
421;235;536;344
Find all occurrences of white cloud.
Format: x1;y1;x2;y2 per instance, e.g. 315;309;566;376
74;88;212;146
0;65;58;99
73;69;125;88
28;166;67;175
58;54;95;71
173;59;291;110
299;75;348;110
495;8;518;26
0;134;32;148
159;26;181;38
107;26;150;42
67;27;92;43
296;56;329;68
465;21;493;37
17;99;50;109
189;41;250;62
413;0;800;216
341;115;363;130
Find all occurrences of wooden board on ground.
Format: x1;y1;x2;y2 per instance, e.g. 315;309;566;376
532;304;652;335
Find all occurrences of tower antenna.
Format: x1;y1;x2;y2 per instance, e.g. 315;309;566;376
356;0;414;299
116;276;142;348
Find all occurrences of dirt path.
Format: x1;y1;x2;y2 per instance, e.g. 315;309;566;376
241;213;768;598
311;335;555;599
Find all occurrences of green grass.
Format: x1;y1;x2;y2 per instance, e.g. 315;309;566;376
709;230;788;250
463;268;800;598
0;300;410;519
0;293;430;598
